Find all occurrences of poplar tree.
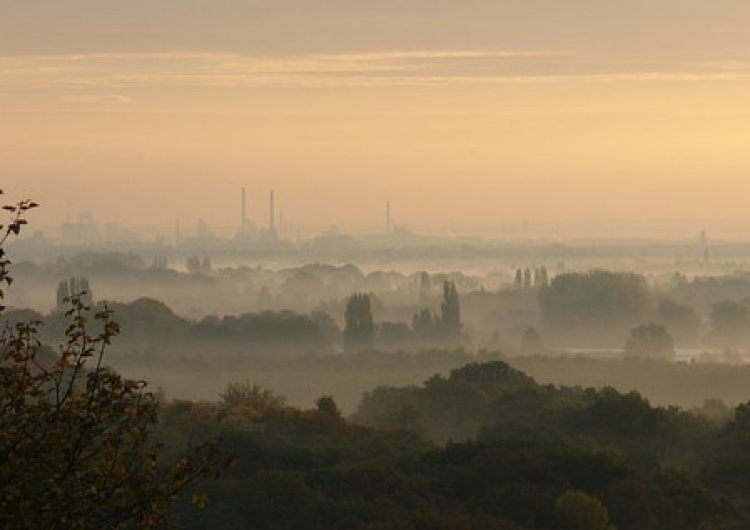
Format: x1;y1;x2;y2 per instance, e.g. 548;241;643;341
439;281;461;339
343;292;374;349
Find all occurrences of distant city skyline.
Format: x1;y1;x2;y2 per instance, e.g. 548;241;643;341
3;2;750;236
25;206;750;244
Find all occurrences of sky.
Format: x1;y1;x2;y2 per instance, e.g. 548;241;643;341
3;1;750;239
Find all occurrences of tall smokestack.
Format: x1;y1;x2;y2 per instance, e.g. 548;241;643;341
241;187;247;234
269;190;275;231
386;200;391;235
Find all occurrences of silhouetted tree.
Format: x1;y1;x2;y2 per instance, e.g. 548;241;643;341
439;280;461;339
540;270;652;327
219;380;286;411
412;308;436;339
55;275;92;310
0;193;224;529
556;490;614;530
201;256;212;273
315;395;341;417
377;321;414;343
520;326;545;355
533;266;549;289
186;256;212;274
186;256;202;274
539;265;549;288
624;324;675;359
418;271;431;298
344;292;375;349
657;297;699;331
523;268;532;290
710;300;750;347
151;255;168;269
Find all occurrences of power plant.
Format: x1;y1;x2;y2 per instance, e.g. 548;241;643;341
269;190;275;233
241;187;247;235
386;200;391;235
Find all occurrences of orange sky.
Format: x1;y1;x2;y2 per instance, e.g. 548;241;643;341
2;2;750;238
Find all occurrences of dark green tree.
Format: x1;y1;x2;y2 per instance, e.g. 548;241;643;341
0;192;225;529
656;297;699;341
540;270;652;327
556;490;614;530
377;321;414;343
439;280;461;339
343;292;374;349
412;308;436;339
624;323;675;359
315;395;341;417
219;380;286;411
710;300;750;348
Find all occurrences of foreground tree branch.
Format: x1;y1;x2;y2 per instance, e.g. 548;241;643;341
0;191;227;529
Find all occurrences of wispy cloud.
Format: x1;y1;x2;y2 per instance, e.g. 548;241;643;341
60;94;132;104
1;50;750;94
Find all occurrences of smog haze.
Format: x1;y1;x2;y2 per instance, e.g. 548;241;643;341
3;1;750;238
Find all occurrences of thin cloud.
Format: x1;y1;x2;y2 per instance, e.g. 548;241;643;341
1;51;750;92
60;94;132;104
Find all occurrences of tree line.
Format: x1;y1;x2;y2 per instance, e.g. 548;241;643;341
7;192;750;529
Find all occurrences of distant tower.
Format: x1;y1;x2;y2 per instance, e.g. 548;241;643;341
386;201;391;235
701;230;709;262
241;187;247;235
269;190;275;232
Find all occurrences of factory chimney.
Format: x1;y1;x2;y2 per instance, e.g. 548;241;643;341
386;200;391;235
241;187;247;235
269;190;275;232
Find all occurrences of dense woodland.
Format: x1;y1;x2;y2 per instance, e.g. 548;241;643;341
161;362;750;529
10;251;750;356
7;203;750;529
7;256;750;411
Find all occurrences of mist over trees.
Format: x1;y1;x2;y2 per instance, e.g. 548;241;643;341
624;324;675;359
343;292;375;350
9;190;750;529
13;238;750;358
540;270;652;329
55;275;92;309
10;242;750;412
0;194;226;528
6;0;750;525
162;360;750;529
440;280;461;340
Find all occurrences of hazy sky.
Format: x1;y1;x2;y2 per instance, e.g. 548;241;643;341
3;1;750;237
